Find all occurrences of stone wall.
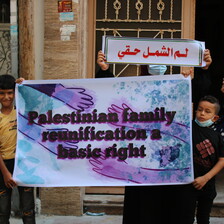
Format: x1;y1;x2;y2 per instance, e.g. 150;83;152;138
40;0;87;215
43;0;86;80
40;187;84;216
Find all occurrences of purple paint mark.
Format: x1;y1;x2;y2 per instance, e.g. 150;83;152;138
26;84;95;111
89;151;190;184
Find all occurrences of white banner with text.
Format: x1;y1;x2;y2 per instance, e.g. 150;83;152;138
14;75;193;187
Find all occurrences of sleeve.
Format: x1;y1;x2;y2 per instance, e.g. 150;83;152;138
192;68;212;108
95;68;114;78
217;133;224;158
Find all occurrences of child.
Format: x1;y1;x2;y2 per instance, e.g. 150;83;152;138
0;74;36;224
180;95;224;224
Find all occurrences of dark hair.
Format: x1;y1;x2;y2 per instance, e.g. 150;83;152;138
198;95;220;114
0;74;16;90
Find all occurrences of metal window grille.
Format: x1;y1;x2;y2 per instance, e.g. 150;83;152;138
95;0;182;76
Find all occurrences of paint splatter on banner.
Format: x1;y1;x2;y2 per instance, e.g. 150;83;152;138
14;75;193;187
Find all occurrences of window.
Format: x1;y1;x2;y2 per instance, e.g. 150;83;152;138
0;0;10;23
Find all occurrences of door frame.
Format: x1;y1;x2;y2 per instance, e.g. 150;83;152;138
85;0;196;194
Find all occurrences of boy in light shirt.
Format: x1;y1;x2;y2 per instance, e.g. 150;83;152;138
0;74;36;224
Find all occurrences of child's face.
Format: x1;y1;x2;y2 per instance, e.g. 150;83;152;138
0;89;15;109
196;100;218;122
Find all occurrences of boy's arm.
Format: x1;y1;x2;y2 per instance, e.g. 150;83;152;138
193;157;224;190
0;154;17;188
15;77;24;84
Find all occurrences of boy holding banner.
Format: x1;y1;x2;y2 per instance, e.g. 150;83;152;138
0;74;36;224
179;95;224;223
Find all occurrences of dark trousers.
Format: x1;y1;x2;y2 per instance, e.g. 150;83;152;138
122;185;181;224
179;184;216;224
0;159;36;224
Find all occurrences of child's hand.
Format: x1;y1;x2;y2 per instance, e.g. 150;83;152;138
192;176;209;190
97;50;109;71
181;68;193;78
15;77;25;84
202;49;212;70
3;171;17;188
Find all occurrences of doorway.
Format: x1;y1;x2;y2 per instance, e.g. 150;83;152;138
195;0;224;204
195;0;224;104
86;0;196;196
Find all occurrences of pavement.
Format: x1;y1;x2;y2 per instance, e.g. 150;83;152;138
9;170;224;224
9;214;224;224
10;214;121;224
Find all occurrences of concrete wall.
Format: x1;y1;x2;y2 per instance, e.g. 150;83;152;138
40;187;84;216
40;0;87;215
43;0;88;80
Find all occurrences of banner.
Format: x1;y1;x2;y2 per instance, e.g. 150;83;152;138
14;75;193;187
103;36;205;67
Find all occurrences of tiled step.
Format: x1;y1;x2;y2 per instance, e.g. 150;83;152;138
84;194;224;217
211;202;224;217
83;195;124;215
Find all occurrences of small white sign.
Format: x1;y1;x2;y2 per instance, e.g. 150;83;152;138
60;25;76;41
103;36;206;67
